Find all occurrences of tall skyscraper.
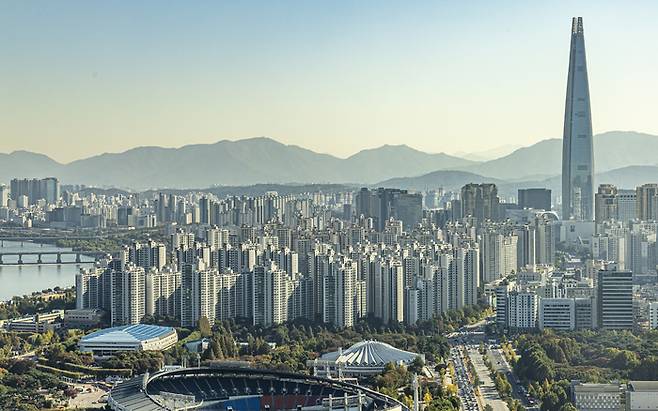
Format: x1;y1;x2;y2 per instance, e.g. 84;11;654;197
562;17;594;221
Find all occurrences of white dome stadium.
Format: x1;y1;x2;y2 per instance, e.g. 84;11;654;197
310;340;424;377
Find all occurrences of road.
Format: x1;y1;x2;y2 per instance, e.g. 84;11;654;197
468;346;507;411
487;347;539;410
449;345;480;411
449;317;538;411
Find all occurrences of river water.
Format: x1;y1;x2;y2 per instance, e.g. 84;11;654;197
0;240;95;300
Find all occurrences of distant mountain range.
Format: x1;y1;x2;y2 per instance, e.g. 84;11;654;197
454;131;658;180
1;131;657;191
0;137;475;189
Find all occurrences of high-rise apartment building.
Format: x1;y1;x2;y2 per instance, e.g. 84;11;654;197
132;240;167;271
461;183;500;222
145;268;181;320
354;188;422;231
535;213;558;265
507;290;538;329
110;264;146;326
481;231;517;284
636;184;658;221
10;177;60;205
0;185;8;207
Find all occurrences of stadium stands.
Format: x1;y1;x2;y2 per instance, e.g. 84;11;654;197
108;365;407;410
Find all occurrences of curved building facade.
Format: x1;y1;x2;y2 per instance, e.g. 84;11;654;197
108;366;406;410
310;340;424;378
78;324;178;357
562;17;594;221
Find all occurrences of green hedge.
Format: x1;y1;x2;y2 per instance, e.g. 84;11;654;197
38;357;133;378
36;363;85;380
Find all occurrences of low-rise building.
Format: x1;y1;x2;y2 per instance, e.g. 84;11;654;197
571;381;623;411
626;381;658;411
1;310;64;333
64;308;105;328
78;324;178;357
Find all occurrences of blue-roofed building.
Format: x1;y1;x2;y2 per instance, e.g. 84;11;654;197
79;324;178;357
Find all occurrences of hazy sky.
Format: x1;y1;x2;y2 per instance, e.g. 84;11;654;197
2;1;657;163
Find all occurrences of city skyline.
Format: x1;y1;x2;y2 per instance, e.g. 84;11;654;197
2;2;658;162
5;5;658;411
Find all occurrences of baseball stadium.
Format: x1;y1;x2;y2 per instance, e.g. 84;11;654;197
108;365;407;410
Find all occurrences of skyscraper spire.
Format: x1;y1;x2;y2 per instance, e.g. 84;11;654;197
562;16;594;221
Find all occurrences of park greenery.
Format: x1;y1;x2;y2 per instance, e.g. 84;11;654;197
513;329;658;383
504;328;658;411
52;227;167;253
0;358;72;410
0;286;492;409
0;287;75;320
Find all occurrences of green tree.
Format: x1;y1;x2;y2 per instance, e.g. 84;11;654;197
198;316;212;338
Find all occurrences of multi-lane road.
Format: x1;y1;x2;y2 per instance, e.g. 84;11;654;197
449;345;480;411
468;345;508;411
448;318;539;411
487;346;539;410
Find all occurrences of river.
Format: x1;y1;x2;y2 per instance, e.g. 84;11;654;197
0;240;95;300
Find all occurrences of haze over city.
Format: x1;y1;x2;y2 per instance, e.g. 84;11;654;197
5;3;658;411
2;1;658;162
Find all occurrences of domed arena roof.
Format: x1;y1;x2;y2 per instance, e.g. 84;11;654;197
320;340;421;368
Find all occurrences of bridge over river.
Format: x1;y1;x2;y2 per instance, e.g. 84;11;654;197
0;250;114;265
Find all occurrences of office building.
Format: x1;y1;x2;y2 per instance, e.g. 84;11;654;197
518;188;551;211
561;17;594;221
597;268;633;330
596;184;639;224
0;185;8;207
539;298;575;331
571;382;622;411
